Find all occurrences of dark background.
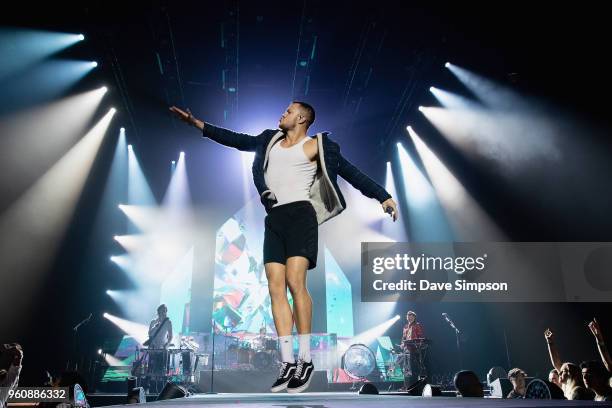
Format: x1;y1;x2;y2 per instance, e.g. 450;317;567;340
1;1;611;387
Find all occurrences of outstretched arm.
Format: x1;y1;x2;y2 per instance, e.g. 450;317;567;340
589;318;612;372
544;328;562;372
169;106;258;152
337;154;398;221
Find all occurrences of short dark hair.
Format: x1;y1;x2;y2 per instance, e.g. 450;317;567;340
292;101;315;127
580;360;610;379
454;370;484;397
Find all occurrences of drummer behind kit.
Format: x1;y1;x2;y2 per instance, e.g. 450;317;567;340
227;327;280;371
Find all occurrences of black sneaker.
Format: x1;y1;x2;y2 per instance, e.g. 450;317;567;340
270;361;297;392
287;359;314;393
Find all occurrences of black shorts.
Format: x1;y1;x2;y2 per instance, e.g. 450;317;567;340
263;200;318;270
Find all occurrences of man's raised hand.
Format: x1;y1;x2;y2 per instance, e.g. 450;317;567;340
169;106;202;129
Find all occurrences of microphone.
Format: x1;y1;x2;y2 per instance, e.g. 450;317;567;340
442;312;460;333
73;313;94;331
385;206;393;215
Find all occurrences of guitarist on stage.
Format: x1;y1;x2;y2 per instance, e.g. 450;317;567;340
143;304;173;391
147;304;173;349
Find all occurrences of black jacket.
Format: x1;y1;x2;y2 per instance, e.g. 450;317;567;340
202;123;391;224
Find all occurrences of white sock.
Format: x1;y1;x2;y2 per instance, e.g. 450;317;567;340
298;334;311;362
279;335;294;363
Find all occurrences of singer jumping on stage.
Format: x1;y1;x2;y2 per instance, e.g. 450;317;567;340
170;102;398;393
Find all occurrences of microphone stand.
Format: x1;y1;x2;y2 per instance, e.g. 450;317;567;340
69;313;92;371
443;314;462;370
206;319;217;394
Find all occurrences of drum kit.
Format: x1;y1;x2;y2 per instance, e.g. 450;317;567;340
224;333;279;370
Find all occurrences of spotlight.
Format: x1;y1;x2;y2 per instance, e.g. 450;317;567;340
78;34;85;41
106;289;111;295
429;86;435;92
418;106;424;112
171;161;176;165
100;86;108;93
179;151;185;157
127;144;132;150
113;235;119;240
396;142;402;147
110;107;116;114
117;204;123;209
120;127;125;132
110;256;116;262
103;312;109;318
406;125;413;132
445;62;450;68
91;61;98;68
395;314;400;319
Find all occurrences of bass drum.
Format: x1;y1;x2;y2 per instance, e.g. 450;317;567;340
252;351;273;371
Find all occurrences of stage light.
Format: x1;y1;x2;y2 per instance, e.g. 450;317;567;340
97;349;102;355
418;106;424;112
429;87;478;109
78;34;85;41
127;144;132;150
340;315;402;352
110;256;117;262
100;86;108;93
0;104;114;325
445;62;450;68
91;61;98;68
120;127;125;132
429;86;435;92
117;204;124;209
406;125;413;132
397;142;452;240
179;151;185;157
171;160;176;165
103;313;149;344
110;107;116;114
106;289;111;295
383;161;408;241
113;235;119;240
408;125;503;240
103;312;109;318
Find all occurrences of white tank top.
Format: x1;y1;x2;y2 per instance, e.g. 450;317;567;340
264;136;317;207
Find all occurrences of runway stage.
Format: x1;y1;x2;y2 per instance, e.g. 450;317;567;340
98;392;612;408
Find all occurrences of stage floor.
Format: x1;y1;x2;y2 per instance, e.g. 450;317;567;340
102;392;612;407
